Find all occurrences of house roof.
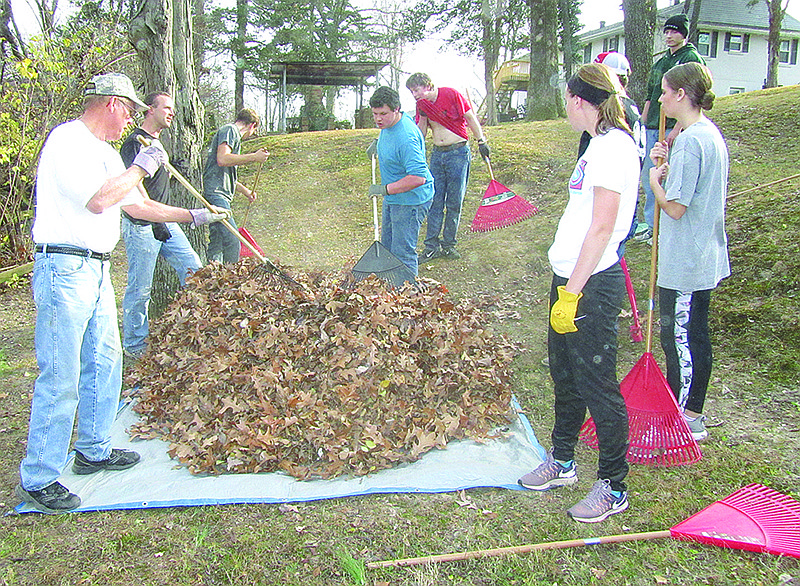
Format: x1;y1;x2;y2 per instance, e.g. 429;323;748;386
267;62;389;86
580;0;800;42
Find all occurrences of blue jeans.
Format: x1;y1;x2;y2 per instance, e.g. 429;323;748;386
122;218;202;353
205;195;239;264
548;264;629;492
424;144;471;251
381;199;431;277
640;128;660;229
21;252;122;491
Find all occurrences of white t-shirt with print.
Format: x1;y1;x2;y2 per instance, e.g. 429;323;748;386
549;128;640;279
33;119;143;253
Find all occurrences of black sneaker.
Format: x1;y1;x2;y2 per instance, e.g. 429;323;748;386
72;448;141;475
439;248;461;260
15;482;81;513
418;248;440;261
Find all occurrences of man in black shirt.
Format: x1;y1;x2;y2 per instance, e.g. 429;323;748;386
119;92;202;359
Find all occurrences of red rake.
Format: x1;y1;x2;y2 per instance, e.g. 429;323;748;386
240;161;265;258
470;158;538;232
366;484;800;568
579;111;701;466
620;256;643;342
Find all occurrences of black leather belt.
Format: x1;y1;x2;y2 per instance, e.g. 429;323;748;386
35;244;111;262
433;141;468;152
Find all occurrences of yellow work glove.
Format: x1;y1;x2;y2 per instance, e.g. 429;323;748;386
550;286;583;334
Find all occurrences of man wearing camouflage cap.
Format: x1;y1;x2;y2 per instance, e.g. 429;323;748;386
15;73;229;513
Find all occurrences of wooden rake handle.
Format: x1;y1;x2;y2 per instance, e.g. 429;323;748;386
135;135;283;275
645;109;667;353
366;530;671;568
242;160;265;229
484;157;496;182
728;172;800;199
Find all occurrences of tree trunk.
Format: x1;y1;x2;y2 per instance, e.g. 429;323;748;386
234;0;247;114
622;0;657;108
687;0;702;46
130;0;206;319
525;0;562;120
193;0;205;75
481;0;501;126
0;0;25;59
765;0;784;88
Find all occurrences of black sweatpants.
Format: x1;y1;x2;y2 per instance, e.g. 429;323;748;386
548;264;629;492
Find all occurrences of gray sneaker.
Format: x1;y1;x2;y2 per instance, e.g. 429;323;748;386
518;451;577;491
567;479;628;523
685;414;709;441
632;223;652;242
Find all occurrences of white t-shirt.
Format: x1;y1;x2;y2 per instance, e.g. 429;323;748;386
548;128;639;279
32;119;143;253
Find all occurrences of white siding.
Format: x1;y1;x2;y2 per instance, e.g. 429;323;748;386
581;30;800;95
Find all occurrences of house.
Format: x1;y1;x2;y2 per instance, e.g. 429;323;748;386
579;0;800;94
492;0;800;109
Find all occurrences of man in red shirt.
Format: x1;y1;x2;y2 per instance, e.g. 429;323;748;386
405;73;489;261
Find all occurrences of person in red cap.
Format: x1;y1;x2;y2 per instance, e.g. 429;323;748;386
578;51;645;163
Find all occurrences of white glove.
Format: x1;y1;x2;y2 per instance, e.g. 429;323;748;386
133;144;167;177
189;205;230;227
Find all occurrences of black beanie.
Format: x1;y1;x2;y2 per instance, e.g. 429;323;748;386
664;14;689;38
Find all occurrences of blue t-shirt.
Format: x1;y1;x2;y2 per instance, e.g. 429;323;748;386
377;113;433;206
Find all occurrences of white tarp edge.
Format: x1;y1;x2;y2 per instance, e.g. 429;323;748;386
13;397;545;514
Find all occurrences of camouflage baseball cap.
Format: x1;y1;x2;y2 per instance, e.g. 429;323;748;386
85;73;148;111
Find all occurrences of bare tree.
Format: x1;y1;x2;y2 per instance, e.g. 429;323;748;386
0;0;26;60
685;0;703;46
749;0;790;88
525;0;562;120
622;0;657;107
130;0;206;315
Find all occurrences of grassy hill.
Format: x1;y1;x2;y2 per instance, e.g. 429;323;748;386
0;86;798;585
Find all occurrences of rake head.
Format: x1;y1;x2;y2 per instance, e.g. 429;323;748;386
579;352;702;466
351;241;416;289
470;180;538;233
671;483;800;558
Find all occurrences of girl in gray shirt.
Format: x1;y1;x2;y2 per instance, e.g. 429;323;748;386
649;62;730;442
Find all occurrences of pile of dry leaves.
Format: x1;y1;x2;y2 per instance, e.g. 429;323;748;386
128;260;520;480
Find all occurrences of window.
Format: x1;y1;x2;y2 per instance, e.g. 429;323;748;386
697;31;719;58
729;87;745;94
698;32;711;56
584;44;593;64
780;40;790;62
724;32;750;53
602;35;618;52
780;39;798;64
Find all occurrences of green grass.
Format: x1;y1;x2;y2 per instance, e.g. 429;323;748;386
0;86;799;585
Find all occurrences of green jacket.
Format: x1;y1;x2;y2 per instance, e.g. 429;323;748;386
645;43;705;129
